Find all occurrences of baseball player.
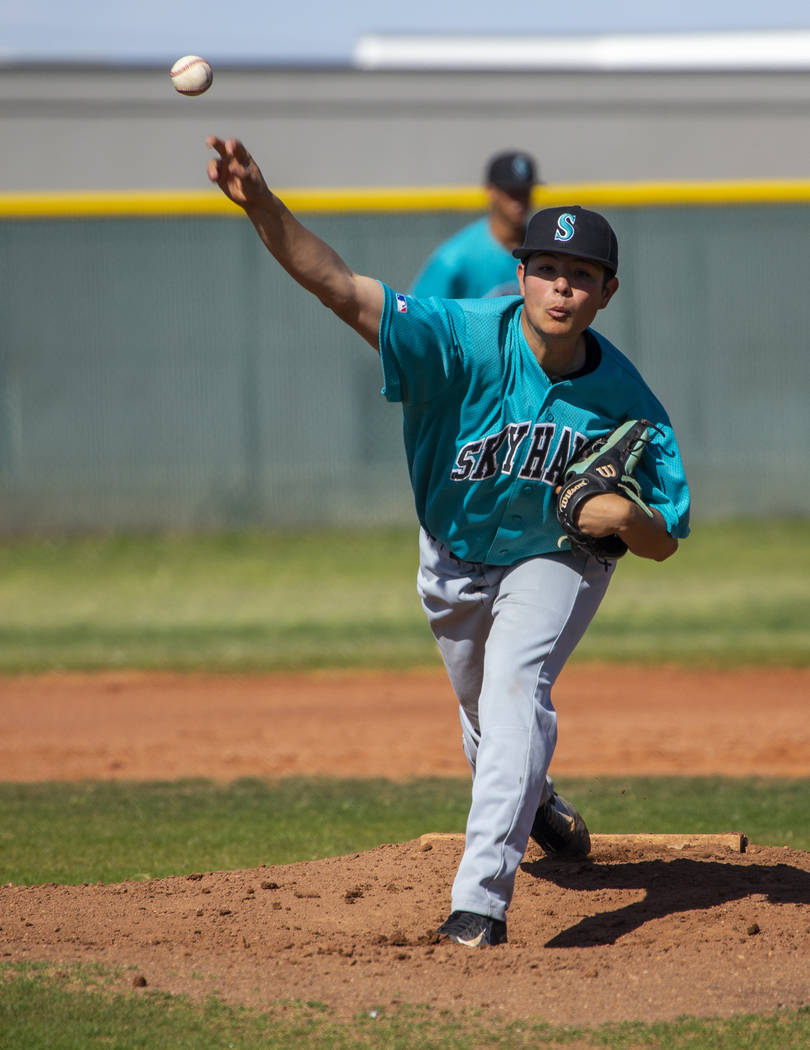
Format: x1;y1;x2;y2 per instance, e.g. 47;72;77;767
409;150;538;299
206;137;691;949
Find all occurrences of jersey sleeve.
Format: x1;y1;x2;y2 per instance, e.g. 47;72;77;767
634;418;691;540
377;283;463;404
586;333;691;540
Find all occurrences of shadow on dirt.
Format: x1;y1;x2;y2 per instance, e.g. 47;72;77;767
520;855;810;948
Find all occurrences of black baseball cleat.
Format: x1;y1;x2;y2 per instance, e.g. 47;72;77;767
530;791;591;858
437;910;508;947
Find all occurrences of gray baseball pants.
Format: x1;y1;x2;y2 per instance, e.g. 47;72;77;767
417;527;614;921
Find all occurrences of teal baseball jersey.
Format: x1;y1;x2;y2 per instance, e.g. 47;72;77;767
409;217;521;299
378;284;691;565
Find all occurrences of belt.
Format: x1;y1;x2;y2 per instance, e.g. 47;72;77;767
425;530;473;565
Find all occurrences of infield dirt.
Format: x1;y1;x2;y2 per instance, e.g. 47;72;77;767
2;665;809;1024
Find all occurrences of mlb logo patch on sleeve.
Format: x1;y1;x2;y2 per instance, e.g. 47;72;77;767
395;293;408;313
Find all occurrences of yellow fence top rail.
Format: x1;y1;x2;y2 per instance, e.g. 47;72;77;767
3;179;810;218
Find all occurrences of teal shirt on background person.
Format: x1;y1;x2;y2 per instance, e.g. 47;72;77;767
409;217;522;299
377;283;690;565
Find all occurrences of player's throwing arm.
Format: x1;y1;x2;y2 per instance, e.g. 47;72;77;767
205;137;383;347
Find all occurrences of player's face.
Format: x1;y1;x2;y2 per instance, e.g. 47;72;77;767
518;252;618;343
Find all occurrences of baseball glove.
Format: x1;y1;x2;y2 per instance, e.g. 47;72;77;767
556;419;658;563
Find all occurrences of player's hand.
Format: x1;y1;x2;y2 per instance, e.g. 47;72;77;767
575;492;637;538
206;137;271;209
578;493;677;561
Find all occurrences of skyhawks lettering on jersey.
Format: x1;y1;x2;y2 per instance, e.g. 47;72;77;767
451;423;588;485
378;283;690;565
518;424;554;480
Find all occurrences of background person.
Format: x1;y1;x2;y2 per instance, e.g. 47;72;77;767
409;150;539;299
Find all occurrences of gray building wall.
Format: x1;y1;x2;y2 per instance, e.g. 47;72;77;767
2;64;810;192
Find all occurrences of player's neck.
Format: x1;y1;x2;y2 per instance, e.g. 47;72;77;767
529;331;587;381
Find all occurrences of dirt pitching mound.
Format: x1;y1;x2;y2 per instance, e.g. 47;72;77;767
4;835;810;1024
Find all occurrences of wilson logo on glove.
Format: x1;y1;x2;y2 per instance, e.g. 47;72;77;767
558;477;589;511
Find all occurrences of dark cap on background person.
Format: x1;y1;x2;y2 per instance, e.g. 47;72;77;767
485;150;538;191
512;205;618;275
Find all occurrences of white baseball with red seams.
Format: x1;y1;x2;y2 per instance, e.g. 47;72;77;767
170;55;213;96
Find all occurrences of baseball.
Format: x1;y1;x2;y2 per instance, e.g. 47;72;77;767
170;55;213;97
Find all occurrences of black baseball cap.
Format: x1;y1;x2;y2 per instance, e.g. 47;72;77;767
512;205;619;274
485;150;538;191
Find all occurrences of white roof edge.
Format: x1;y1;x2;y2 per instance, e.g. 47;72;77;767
353;29;810;71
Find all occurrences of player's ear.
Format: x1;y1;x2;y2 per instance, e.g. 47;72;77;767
600;274;619;308
517;261;526;295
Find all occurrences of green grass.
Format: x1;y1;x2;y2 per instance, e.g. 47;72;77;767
0;777;471;885
585;518;810;665
0;529;433;673
1;963;809;1049
2;776;808;887
0;519;808;672
3;775;809;1048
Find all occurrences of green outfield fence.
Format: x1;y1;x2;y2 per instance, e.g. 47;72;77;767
1;179;809;534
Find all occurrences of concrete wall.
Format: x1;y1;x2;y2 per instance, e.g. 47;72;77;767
3;64;810;193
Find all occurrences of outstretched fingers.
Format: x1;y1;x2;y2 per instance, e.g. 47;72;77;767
206;136;265;205
206;135;227;184
206;136;250;163
206;136;239;178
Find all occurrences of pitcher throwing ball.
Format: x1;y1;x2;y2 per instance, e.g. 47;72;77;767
206;136;691;948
